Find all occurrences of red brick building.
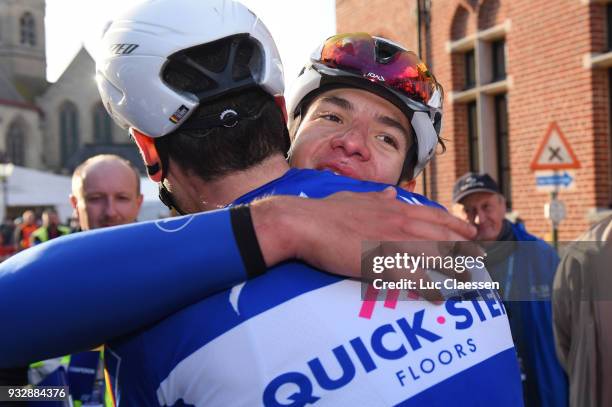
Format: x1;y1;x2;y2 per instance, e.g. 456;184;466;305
337;0;612;240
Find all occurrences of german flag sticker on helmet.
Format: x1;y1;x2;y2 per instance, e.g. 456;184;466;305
170;105;190;124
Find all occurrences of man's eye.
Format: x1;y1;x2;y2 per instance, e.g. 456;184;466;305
375;134;399;149
320;113;341;123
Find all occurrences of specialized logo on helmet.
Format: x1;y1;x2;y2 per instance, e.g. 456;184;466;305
366;72;385;81
110;43;139;55
169;105;190;124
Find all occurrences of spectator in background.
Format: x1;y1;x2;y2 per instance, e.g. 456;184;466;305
553;215;612;407
3;211;41;393
29;154;144;405
30;209;70;245
70;154;143;231
453;172;568;407
0;217;15;247
0;217;16;261
13;210;37;251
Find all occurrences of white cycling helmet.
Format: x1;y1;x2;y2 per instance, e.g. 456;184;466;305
95;0;284;139
286;33;443;180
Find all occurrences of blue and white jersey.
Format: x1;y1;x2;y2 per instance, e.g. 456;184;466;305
105;169;523;407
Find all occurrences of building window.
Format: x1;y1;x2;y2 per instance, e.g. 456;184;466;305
450;2;510;187
491;39;506;81
464;50;476;89
20;12;36;46
495;94;511;208
6;120;25;166
93;103;112;143
60;102;79;163
467;101;480;172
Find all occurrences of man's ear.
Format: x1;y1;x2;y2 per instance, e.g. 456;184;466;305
399;179;417;192
69;194;77;210
136;194;144;210
69;195;80;226
131;128;163;182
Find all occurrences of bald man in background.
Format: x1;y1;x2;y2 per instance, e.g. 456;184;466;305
27;154;145;404
70;154;143;231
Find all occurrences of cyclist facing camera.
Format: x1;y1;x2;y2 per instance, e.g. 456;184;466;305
287;33;443;191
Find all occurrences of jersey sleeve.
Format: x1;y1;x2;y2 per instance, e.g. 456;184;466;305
0;208;250;368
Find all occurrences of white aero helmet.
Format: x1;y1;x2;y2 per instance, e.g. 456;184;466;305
95;0;284;139
286;33;444;180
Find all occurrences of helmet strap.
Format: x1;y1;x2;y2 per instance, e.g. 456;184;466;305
399;179;417;192
158;182;186;216
131;129;164;182
400;143;418;183
131;128;187;214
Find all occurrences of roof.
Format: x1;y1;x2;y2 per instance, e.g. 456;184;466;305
63;143;146;175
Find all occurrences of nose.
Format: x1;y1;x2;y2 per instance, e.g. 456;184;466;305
330;123;371;161
472;208;486;226
104;197;119;218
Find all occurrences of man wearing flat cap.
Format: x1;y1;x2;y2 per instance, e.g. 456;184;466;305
453;172;568;407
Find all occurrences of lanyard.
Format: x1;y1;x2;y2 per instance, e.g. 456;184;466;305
503;254;515;301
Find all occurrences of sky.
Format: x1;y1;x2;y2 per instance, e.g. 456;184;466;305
44;0;336;84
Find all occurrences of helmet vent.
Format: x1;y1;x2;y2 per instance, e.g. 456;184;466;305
374;40;399;64
162;34;263;101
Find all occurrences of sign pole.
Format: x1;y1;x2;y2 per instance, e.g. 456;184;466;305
531;122;577;253
551;189;558;252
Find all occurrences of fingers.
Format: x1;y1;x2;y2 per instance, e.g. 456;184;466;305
397;205;477;240
381;186;398;199
395;218;471;242
323;189;476;241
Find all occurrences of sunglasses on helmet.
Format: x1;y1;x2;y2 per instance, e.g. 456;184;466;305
315;32;442;113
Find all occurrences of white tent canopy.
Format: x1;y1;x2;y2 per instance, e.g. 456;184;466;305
0;164;167;222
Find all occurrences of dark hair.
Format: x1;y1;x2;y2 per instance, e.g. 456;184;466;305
155;36;289;181
156;88;288;181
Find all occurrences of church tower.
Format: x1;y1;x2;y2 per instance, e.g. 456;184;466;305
0;0;47;100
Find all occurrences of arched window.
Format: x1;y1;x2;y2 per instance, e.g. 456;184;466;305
6;120;26;166
20;12;36;46
60;101;79;163
450;6;470;41
93;103;112;143
478;0;501;31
